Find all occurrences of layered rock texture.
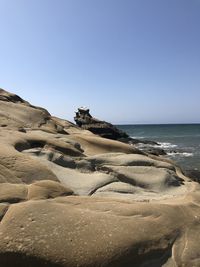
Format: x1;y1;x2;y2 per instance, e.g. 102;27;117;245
74;107;165;156
0;88;200;266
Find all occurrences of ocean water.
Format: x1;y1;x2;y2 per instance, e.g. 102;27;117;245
117;124;200;171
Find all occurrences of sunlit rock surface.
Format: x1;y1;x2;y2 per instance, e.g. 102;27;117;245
0;88;200;267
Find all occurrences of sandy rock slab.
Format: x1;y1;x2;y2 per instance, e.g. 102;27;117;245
1;88;200;267
0;195;200;267
0;181;73;204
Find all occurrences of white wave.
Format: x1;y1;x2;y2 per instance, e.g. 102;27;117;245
182;152;194;157
130;136;145;139
131;139;178;149
167;152;193;157
157;142;177;149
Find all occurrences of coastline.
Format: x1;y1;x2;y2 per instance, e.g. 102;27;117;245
118;123;200;171
0;89;200;266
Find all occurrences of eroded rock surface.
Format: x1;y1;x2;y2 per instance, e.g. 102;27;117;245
0;88;200;266
74;107;129;140
73;107;170;157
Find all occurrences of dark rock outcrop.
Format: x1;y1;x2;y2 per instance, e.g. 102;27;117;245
74;107;129;140
183;169;200;183
138;146;167;156
74;107;167;156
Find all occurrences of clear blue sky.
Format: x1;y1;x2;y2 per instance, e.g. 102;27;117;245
0;0;200;124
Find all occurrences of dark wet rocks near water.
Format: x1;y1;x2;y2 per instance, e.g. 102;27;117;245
137;146;167;156
74;107;168;156
183;169;200;183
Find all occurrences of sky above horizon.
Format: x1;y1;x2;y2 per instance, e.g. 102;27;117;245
0;0;200;124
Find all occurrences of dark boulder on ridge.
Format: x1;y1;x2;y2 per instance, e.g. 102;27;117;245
74;107;162;154
74;107;129;140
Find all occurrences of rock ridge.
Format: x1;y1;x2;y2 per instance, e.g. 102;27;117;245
0;88;199;266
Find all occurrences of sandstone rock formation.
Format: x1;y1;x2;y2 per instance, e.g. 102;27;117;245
74;107;167;156
74;107;129;140
0;88;200;266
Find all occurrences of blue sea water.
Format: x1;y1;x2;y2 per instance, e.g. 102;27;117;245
117;124;200;171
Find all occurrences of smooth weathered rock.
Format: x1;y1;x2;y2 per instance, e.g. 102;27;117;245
0;88;200;267
66;133;143;156
0;203;9;221
0;183;27;203
0;181;73;203
28;180;74;200
0;88;66;134
86;152;175;170
0;195;200;267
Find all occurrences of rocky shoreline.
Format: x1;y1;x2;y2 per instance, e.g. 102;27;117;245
74;107;168;156
0;88;200;266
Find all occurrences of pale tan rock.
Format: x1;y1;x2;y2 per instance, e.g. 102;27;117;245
86;152;175;170
98;165;182;191
0;141;58;184
28;180;73;200
0;195;200;266
0;203;9;221
0;88;65;134
0;164;20;184
67;134;142;156
0;88;200;267
0;183;27;203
